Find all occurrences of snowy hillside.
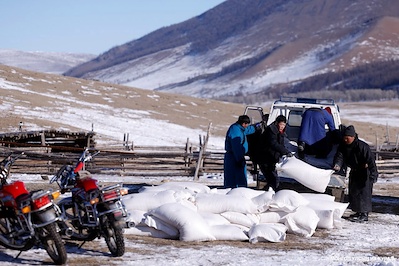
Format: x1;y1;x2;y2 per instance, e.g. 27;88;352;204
1;64;399;150
65;0;399;99
0;64;246;149
0;49;95;74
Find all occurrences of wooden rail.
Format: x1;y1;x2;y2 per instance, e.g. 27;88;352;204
2;146;397;179
1;132;399;179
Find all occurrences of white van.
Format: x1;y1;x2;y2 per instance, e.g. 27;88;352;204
244;96;346;201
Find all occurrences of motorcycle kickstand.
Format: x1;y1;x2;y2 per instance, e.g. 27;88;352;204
14;250;23;260
78;241;86;249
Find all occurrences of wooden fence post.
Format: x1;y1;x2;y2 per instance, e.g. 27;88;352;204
193;123;212;180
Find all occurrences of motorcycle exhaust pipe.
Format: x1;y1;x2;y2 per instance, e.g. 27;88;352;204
64;227;74;237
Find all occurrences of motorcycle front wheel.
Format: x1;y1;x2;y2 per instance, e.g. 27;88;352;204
102;215;125;257
38;223;67;265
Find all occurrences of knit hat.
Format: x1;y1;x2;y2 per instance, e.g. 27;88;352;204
344;125;356;137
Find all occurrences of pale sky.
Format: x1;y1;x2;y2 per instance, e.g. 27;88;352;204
0;0;226;55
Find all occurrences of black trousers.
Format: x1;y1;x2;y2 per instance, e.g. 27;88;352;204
258;162;279;191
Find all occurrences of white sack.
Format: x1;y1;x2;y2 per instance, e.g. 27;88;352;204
122;190;176;212
251;190;275;212
281;206;319;237
227;187;264;198
138;182;211;194
221;212;260;228
307;200;349;229
173;190;196;203
210;225;249;241
125;226;174;239
209;187;231;195
300;193;335;202
276;157;334;193
259;211;287;224
310;208;335;229
248;223;287;243
199;212;230;226
150;202;215;242
195;193;258;214
144;214;179;238
125;210;147;227
268;190;310;212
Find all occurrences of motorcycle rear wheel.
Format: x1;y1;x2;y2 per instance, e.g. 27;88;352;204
39;223;67;265
59;199;97;241
102;215;125;257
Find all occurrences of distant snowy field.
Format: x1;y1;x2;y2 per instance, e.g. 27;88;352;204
340;107;399;128
0;49;95;74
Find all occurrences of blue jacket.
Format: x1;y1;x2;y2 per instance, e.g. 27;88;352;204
299;108;335;145
224;123;255;188
224;123;255;163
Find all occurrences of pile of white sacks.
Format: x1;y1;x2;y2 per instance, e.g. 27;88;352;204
122;181;349;243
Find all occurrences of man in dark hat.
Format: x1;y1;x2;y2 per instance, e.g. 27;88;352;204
257;115;292;191
224;115;257;188
333;125;378;222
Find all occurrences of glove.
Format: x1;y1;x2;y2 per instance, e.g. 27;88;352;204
254;122;262;131
333;164;341;171
286;152;293;157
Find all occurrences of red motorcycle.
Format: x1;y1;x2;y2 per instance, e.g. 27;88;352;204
0;153;67;265
50;149;128;257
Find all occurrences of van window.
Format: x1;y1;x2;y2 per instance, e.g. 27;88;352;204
287;111;302;127
285;110;303;141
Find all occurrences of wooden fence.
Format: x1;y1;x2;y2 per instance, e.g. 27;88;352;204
0;127;399;179
1;145;398;180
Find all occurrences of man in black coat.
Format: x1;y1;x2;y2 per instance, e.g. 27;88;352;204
333;125;378;223
258;115;292;191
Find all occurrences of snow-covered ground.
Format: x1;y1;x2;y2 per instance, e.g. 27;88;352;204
0;168;398;265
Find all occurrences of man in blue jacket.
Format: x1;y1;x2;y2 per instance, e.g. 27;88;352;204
298;107;336;159
224;115;256;188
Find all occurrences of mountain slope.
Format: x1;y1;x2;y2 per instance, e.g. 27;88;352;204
64;0;399;99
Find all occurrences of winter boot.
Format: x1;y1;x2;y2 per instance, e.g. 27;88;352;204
356;213;369;223
350;212;368;223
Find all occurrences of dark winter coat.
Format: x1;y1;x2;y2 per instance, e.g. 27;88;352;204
299;108;335;145
259;122;290;164
224;122;255;188
333;136;378;212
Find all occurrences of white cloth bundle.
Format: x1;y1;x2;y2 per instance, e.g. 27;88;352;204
277;157;334;192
